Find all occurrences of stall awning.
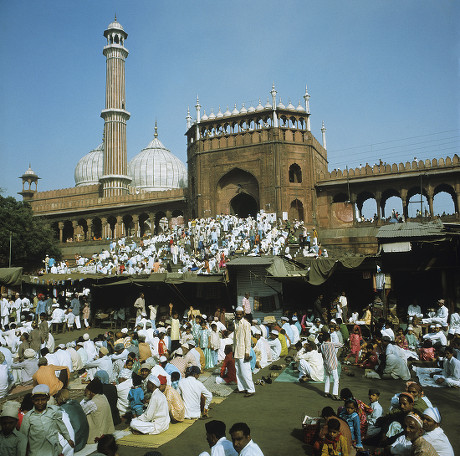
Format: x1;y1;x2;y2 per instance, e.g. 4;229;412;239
0;267;23;287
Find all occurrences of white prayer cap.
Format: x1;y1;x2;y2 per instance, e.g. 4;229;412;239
188;340;196;347
95;341;103;348
175;348;183;356
407;325;414;330
423;407;441;423
429;325;435;329
66;341;76;348
235;306;244;312
330;319;337;324
77;342;85;347
121;328;129;334
435;324;441;328
271;330;279;335
252;319;260;324
147;374;160;387
214;316;219;321
24;348;36;358
157;327;166;334
251;328;261;336
119;369;132;379
52;303;59;308
57;344;65;349
281;317;289;321
32;384;50;395
159;355;168;363
292;316;298;322
83;333;90;340
1;401;20;419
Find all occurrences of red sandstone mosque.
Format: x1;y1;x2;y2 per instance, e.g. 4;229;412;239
19;19;460;255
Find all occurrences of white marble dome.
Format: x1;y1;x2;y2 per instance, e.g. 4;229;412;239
74;143;103;187
128;132;187;191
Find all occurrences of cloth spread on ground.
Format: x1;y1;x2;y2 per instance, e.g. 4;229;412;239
116;419;196;448
413;366;443;387
201;373;237;397
275;364;341;383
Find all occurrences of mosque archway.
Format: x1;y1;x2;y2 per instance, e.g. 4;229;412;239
230;193;258;218
216;168;259;216
289;199;304;221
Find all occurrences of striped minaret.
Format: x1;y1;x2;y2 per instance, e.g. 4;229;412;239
100;17;131;197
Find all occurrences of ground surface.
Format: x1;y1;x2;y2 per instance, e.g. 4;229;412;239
11;327;460;456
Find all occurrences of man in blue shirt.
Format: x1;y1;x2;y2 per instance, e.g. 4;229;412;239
70;293;81;329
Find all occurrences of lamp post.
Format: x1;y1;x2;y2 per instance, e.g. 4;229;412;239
9;231;12;267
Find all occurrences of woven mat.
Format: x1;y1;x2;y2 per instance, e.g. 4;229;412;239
275;364;342;383
116;419;196;448
201;374;237;397
413;366;443;387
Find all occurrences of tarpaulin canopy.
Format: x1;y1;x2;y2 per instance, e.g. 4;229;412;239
0;267;23;287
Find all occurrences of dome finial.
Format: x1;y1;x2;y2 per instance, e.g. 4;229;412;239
154;120;158;138
114;13;117;22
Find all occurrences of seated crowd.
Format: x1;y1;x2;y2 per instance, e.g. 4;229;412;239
40;212;327;276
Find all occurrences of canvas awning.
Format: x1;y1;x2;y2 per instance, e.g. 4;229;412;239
0;267;23;287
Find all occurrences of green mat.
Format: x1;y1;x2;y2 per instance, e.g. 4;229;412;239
274;364;342;383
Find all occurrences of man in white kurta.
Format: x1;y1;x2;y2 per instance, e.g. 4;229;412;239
422;407;454;456
178;366;212;419
267;330;281;362
233;307;255;396
130;375;170;434
296;342;324;382
115;369;133;416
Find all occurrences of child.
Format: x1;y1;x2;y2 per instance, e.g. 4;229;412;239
344;325;362;365
418;339;436;364
321;332;342;400
128;372;145;417
198;320;214;369
317;417;349;456
217;345;237;384
366;388;382;438
20;384;74;455
65;307;75;332
38;313;49;348
358;344;379;370
210;323;221;367
171;371;181;390
158;332;168;357
339;399;363;450
395;328;408;350
406;325;418;350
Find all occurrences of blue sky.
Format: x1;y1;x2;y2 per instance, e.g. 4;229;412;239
1;1;458;216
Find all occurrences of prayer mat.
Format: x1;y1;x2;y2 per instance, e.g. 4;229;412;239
201;374;237;397
116;419;196;448
275;364;341;383
68;377;87;390
413;366;443;388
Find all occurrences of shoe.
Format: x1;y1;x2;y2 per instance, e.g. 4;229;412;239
324;392;331;398
262;376;272;384
332;395;341;401
244;393;255;397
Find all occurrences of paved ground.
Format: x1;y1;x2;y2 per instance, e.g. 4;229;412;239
17;327;460;456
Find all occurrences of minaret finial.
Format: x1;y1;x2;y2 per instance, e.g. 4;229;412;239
154;120;158;138
114;13;117;21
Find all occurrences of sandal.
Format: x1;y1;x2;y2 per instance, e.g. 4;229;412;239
323;393;331;398
332;395;342;401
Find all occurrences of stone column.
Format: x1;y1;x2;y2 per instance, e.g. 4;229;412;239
375;191;382;221
400;189;408;219
72;220;78;242
101;217;108;239
58;221;64;243
165;210;172;232
86;219;93;240
115;216;123;239
427;192;434;218
148;212;156;235
132;214;139;238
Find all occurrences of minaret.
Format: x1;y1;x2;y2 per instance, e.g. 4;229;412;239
321;121;327;150
100;17;131;197
303;84;311;132
195;95;201;140
18;164;40;200
270;83;278;127
186;107;192;130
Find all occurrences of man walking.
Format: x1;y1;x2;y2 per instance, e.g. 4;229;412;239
233;307;255;397
70;293;81;330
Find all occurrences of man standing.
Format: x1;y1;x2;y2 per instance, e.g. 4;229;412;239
229;422;264;455
70;293;81;330
233;307;255;397
313;294;325;323
242;293;252;322
338;291;348;323
134;292;146;326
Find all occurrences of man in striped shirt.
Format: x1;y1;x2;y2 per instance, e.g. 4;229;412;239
320;332;342;400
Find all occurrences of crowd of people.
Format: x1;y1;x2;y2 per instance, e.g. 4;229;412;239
0;287;459;455
40;212;328;276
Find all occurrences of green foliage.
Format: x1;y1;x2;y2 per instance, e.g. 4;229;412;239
0;195;61;269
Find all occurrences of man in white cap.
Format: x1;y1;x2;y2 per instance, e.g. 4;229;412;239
82;333;98;362
178;366;212;419
252;328;271;373
422;299;449;325
115;368;133;417
422;407;454;456
233;307;255;397
130;374;170;434
150;355;171;385
281;317;294;344
85;347;113;382
0;400;28;455
430;346;460;387
21;384;74;455
55;344;74;373
423;324;447;347
11;348;38;385
267;330;281;362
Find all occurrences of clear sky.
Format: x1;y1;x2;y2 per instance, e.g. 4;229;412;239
1;1;459;216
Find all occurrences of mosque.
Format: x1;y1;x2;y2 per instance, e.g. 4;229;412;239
19;18;460;255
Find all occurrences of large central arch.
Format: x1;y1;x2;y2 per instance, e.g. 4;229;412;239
230;193;259;217
216;168;259;216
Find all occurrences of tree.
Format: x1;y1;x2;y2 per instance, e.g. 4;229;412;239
0;195;61;270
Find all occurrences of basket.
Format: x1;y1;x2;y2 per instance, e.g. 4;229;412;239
302;415;320;445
